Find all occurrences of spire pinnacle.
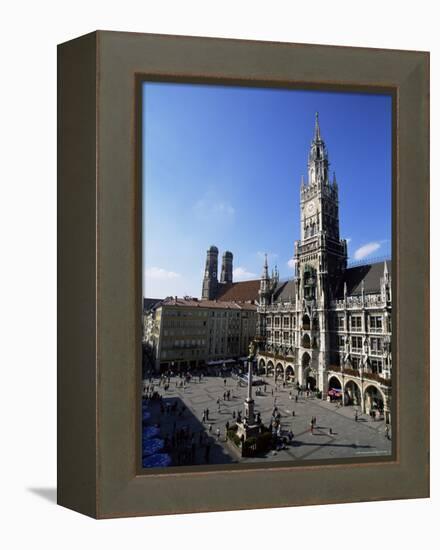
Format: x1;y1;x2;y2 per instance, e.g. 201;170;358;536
314;111;321;141
262;253;269;279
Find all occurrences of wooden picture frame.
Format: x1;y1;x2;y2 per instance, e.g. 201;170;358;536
57;31;429;518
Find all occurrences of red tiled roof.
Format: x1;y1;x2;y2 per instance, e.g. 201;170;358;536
216;280;260;303
160;297;257;311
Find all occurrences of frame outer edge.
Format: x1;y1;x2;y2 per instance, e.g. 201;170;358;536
57;31;99;518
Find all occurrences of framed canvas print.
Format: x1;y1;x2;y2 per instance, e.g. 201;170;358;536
58;31;429;518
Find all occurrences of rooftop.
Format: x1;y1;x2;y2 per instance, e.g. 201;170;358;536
216;280;260;303
160;296;257;311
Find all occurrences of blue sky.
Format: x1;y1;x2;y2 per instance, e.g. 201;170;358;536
142;82;392;299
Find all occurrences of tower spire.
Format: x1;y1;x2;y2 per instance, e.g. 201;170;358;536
314;112;321;141
262;253;269;278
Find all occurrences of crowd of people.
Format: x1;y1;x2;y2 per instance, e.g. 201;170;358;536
142;366;391;467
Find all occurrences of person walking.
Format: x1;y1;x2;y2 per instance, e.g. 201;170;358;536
216;427;220;440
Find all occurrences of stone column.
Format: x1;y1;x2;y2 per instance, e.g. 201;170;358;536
297;363;304;386
243;360;255;424
340;373;345;406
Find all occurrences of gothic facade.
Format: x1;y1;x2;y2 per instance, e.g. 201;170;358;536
255;114;392;422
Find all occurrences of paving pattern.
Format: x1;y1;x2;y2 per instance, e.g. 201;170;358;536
142;372;392;467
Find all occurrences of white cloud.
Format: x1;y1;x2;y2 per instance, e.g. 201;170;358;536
233;267;257;281
353;242;381;260
145;267;181;280
287;258;296;269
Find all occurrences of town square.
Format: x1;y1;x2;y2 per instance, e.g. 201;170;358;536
142;365;391;468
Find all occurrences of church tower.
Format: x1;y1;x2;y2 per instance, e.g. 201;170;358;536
202;245;219;300
295;114;348;392
220;251;233;283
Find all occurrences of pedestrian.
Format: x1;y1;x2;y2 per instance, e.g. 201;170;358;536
385;425;390;440
216;427;220;439
295;395;298;403
328;427;332;435
232;410;236;420
206;408;209;420
202;411;206;423
224;378;227;387
208;423;212;433
292;410;295;417
355;411;358;422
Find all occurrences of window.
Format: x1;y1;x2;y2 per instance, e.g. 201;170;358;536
351;357;360;369
337;335;345;348
267;330;272;340
370;337;383;353
351;316;362;331
370;316;383;331
351;336;362;351
283;317;290;327
274;331;280;341
274;317;280;327
266;317;272;327
283;331;289;341
371;359;383;374
337;316;344;330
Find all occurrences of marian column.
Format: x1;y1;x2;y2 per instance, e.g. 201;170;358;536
243;360;255;424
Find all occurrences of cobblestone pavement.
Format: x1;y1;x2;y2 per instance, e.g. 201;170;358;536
143;372;392;467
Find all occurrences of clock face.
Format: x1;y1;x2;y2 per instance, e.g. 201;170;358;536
307;201;316;215
212;272;217;278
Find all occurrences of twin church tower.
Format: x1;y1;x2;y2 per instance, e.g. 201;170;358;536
201;246;233;300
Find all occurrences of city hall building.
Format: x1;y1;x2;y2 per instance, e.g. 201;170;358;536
200;114;392;421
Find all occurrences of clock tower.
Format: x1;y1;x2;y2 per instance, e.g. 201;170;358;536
294;113;348;393
295;113;347;301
